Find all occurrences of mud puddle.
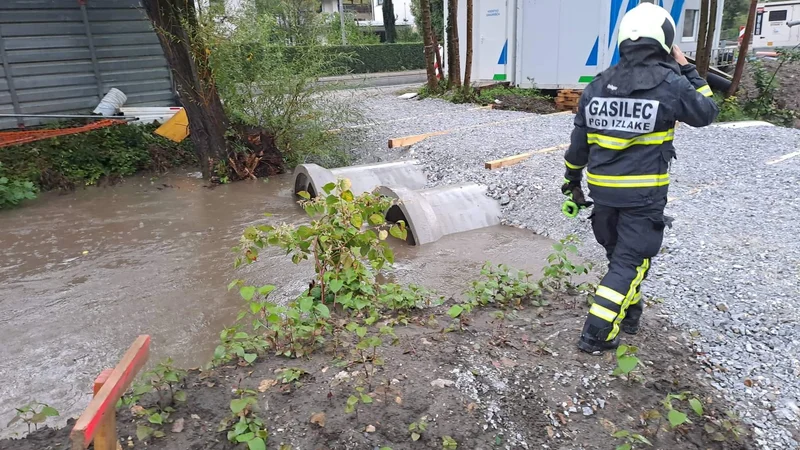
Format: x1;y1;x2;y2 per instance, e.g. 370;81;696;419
0;173;554;438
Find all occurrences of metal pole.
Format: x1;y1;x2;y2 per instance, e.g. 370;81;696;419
339;0;348;45
0;113;139;120
0;25;24;128
79;0;105;101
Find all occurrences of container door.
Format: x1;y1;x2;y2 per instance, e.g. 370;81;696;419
794;6;800;45
516;0;560;88
477;0;510;81
557;0;606;88
763;6;793;46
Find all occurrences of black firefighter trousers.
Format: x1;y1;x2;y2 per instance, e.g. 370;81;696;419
581;199;668;344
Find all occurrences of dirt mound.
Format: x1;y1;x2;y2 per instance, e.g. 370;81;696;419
739;59;800;125
0;296;754;450
491;95;558;114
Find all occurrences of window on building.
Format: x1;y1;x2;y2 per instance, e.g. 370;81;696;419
682;9;698;41
768;10;788;22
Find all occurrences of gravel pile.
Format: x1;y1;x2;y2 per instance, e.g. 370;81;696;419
352;91;800;449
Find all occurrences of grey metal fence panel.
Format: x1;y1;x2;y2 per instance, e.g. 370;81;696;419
0;0;175;130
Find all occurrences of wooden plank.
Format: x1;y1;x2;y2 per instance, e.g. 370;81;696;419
388;130;448;148
484;143;569;169
70;335;151;450
92;369;118;450
485;152;533;169
767;150;800;165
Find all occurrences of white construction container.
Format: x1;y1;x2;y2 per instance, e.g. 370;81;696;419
753;1;800;50
447;0;725;89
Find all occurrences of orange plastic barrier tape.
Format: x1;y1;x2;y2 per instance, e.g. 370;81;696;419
0;119;127;148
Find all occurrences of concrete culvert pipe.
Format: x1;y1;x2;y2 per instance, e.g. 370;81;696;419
376;183;502;246
292;160;427;198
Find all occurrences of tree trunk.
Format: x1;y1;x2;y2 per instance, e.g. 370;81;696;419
696;0;710;77
420;0;439;91
383;0;397;43
463;0;473;93
142;0;230;179
446;0;461;87
728;0;758;96
703;0;718;75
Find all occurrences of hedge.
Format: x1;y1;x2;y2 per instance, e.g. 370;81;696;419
326;43;425;74
274;42;425;75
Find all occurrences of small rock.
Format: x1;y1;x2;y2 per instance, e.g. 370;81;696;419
365;425;376;433
190;414;200;420
500;194;511;205
258;379;278;392
583;406;594;416
334;371;351;381
716;302;729;312
171;418;185;433
310;412;326;427
431;379;455;388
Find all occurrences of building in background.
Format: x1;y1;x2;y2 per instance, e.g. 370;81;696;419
752;1;800;50
320;0;415;27
449;0;726;89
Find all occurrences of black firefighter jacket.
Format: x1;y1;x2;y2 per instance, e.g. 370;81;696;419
563;40;720;208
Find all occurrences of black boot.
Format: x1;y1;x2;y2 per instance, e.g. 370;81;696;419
577;336;620;353
577;324;620;354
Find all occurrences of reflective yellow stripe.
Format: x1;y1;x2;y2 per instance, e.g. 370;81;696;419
630;292;642;305
586;129;674;150
586;171;669;188
595;285;626;305
696;85;713;98
565;160;586;170
589;303;618;322
607;258;650;341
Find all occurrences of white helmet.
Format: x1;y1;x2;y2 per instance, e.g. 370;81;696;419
618;2;677;53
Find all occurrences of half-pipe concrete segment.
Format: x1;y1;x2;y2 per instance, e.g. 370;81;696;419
378;184;502;246
293;160;427;198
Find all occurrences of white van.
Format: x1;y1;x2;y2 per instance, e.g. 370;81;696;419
754;1;800;49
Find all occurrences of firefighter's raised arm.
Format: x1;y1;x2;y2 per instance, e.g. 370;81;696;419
671;46;719;127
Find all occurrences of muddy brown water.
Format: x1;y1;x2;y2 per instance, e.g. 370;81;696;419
0;172;554;438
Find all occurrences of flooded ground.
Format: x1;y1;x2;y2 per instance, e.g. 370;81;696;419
0;172;555;437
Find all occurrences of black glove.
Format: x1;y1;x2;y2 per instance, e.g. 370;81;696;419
561;181;593;208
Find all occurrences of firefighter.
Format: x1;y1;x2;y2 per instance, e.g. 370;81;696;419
561;2;719;353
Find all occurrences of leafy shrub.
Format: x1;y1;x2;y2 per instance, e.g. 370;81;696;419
206;11;366;168
227;178;421;359
745;58;798;126
465;262;544;308
0;123;196;195
714;94;752;123
246;43;425;75
322;12;382;45
0;163;37;209
396;26;422;43
473;86;548;105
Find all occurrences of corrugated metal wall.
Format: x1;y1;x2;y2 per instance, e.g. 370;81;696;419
0;0;176;129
